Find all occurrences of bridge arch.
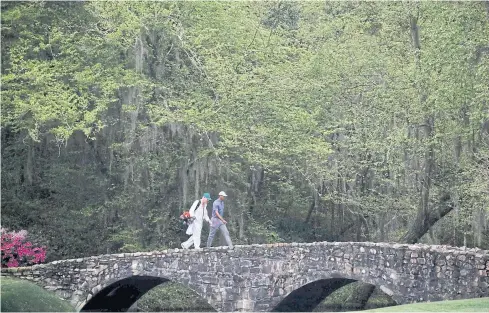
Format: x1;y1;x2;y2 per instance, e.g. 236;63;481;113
271;278;355;312
81;275;165;311
270;274;399;312
79;274;218;312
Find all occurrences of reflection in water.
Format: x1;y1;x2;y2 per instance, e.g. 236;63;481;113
81;276;217;312
81;276;167;312
273;280;397;312
273;278;355;312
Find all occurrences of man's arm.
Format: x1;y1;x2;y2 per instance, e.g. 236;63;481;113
213;202;227;224
215;211;226;224
189;200;199;217
203;204;211;223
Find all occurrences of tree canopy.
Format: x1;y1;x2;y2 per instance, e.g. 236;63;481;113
1;1;488;261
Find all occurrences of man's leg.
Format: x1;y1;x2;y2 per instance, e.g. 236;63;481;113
181;235;194;249
219;224;234;249
193;225;202;249
206;226;218;248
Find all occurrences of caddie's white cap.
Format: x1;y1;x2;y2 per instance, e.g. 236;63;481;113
218;191;228;197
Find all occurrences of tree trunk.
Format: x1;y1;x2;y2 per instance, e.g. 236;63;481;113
356;216;362;241
330;199;336;238
239;209;245;241
25;142;34;186
400;193;454;244
305;189;316;224
485;1;489;22
397;10;456;245
352;283;376;310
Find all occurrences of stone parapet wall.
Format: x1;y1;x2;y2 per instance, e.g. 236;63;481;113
2;241;488;312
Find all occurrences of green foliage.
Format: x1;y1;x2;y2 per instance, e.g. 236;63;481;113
134;282;215;312
315;282;396;312
364;297;489;312
1;2;130;142
1;1;488;267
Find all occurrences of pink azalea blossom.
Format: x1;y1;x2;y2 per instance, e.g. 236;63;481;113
1;228;47;268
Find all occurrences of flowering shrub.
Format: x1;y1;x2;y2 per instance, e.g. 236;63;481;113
179;211;194;226
1;228;46;268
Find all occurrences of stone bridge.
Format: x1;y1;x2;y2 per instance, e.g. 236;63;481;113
1;241;489;312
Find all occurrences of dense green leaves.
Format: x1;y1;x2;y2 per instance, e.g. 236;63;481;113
1;1;488;266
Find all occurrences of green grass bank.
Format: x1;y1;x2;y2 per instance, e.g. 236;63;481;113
1;276;75;312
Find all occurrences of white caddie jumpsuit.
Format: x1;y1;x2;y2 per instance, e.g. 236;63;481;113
181;199;211;249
